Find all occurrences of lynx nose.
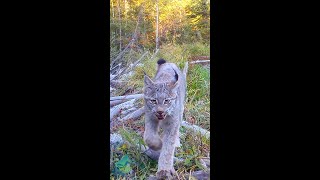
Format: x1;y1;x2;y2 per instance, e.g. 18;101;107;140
157;111;164;115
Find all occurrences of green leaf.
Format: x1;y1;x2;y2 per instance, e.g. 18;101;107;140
184;158;192;166
120;164;132;174
115;154;131;168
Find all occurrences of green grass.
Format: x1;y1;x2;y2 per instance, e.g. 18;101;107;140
110;43;210;179
185;64;210;130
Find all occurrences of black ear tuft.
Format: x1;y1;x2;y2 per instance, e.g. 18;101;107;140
172;69;178;81
157;59;166;65
174;72;178;81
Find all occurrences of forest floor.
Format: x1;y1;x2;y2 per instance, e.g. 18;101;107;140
110;43;210;180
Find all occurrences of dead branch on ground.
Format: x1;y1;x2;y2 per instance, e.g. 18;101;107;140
110;94;144;101
190;60;210;64
121;106;145;122
110;99;136;121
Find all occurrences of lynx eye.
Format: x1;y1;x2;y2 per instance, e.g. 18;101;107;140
150;99;157;104
164;99;171;104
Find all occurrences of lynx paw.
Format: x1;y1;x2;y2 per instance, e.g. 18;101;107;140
156;169;176;180
145;137;162;151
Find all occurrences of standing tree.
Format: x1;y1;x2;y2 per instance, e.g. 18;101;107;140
117;0;122;51
155;0;159;50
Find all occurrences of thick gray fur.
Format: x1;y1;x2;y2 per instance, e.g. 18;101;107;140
143;59;186;179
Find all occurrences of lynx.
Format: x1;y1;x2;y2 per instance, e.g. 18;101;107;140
144;59;186;179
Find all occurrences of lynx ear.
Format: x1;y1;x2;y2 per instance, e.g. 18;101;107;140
169;81;179;91
144;73;154;86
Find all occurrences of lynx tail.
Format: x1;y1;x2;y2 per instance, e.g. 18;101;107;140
157;59;166;65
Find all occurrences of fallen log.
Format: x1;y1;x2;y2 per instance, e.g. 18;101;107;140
190;60;210;64
110;80;126;88
110;99;136;121
181;121;210;139
110;94;144;101
121;107;137;117
110;99;128;107
121;106;145;122
110;67;126;81
110;62;122;73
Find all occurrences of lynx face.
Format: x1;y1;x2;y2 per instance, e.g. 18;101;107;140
144;79;178;120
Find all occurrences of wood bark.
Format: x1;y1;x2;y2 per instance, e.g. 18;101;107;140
190;60;210;64
110;99;136;121
110;99;128;107
155;0;159;50
181;121;210;139
121;107;145;121
110;94;144;101
110;80;126;88
150;48;159;60
117;0;122;50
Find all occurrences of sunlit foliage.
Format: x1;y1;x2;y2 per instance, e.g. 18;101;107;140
110;0;210;51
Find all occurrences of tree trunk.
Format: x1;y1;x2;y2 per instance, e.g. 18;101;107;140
117;0;122;51
155;0;159;50
111;0;115;20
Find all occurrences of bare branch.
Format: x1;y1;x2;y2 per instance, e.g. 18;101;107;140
150;49;159;60
121;107;137;117
129;51;148;70
181;121;210;139
110;99;129;107
110;99;136;121
121;51;148;76
121;106;145;121
111;39;135;66
190;60;210;64
110;80;126;88
110;62;122;72
110;94;144;101
110;67;125;81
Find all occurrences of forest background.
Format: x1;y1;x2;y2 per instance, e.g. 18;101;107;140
110;0;210;52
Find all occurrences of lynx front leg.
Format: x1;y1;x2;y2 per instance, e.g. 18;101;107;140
144;115;162;151
156;123;179;180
